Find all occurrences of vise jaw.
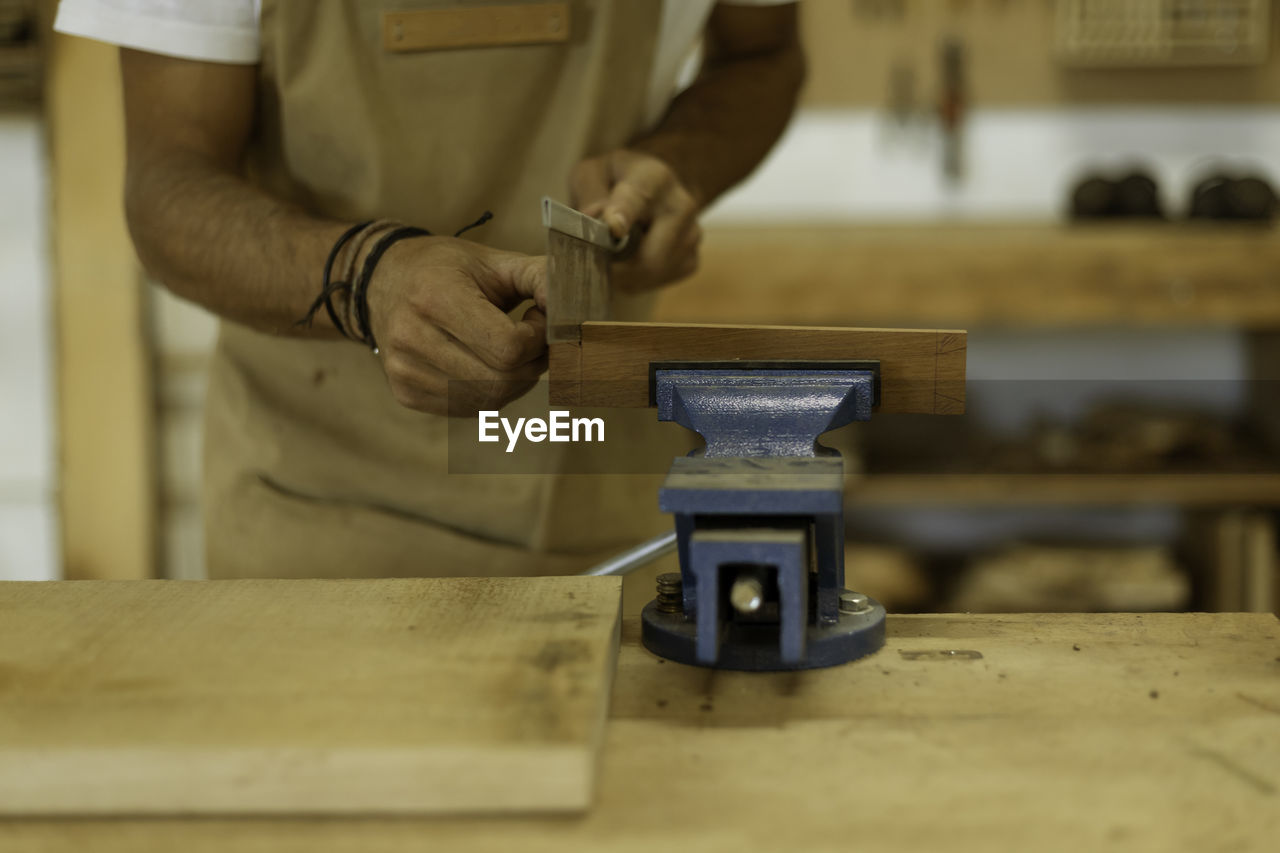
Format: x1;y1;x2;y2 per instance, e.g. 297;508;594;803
640;364;888;671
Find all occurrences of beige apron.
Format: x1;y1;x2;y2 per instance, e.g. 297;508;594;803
204;0;689;579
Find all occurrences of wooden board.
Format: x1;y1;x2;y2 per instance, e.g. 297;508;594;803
0;577;622;815
550;321;965;415
7;612;1278;852
45;23;157;579
656;224;1280;330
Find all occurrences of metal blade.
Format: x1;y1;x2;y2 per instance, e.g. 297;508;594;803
543;197;627;343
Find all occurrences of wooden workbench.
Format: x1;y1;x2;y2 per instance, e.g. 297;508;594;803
4;610;1277;852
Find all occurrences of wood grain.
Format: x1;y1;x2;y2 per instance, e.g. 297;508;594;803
548;335;582;405
0;578;622;815
7;612;1278;852
935;331;967;415
654;224;1280;330
46;29;156;579
549;321;966;415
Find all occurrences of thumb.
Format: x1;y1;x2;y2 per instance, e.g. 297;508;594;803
484;251;547;311
602;157;669;237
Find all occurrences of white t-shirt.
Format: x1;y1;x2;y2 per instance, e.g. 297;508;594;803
54;0;793;124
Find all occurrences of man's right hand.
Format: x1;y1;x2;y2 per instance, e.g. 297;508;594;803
365;236;549;417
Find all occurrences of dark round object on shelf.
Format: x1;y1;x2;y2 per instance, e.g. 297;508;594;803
1190;174;1238;220
1114;171;1164;219
1070;176;1118;219
1225;176;1278;221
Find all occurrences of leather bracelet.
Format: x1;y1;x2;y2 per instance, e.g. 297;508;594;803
296;211;493;349
351;225;431;354
320;220;373;338
295;220;373;336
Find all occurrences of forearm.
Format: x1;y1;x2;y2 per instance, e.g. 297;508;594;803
118;48;548;416
125;150;351;338
634;8;805;207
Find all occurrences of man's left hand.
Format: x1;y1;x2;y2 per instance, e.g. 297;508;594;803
569;148;702;293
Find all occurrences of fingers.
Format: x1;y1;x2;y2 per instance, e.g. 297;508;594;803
518;304;548;341
569;149;701;289
383;352;545;416
386;361;543;417
484;251;547;311
368;237;553;416
608;176;701;291
382;324;546;416
423;325;547;384
395;307;547;416
440;293;546;372
634;201;700;282
393;269;545;373
601;155;672;238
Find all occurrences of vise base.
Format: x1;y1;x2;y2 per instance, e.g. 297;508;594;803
641;366;886;672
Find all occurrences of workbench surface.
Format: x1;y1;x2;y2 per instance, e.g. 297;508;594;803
4;612;1278;853
0;579;622;817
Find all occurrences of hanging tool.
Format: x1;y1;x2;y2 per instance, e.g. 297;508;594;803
938;37;965;184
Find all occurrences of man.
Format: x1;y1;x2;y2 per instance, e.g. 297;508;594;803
54;0;804;579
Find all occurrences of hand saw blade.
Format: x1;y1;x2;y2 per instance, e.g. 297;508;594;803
542;197;630;344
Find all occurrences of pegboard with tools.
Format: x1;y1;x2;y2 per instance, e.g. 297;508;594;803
802;0;1280;107
1057;0;1271;67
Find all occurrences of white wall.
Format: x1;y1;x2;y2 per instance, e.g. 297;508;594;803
0;111;58;581
153;286;216;581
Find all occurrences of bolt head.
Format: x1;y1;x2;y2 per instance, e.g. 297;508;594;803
839;590;871;614
729;576;764;614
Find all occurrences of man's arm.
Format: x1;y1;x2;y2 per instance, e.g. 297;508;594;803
121;52;348;335
633;2;805;210
120;49;548;416
570;2;804;290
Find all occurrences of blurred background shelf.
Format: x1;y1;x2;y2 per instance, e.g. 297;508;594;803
656;223;1280;329
849;472;1280;508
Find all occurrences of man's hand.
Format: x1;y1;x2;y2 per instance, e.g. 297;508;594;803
565;3;802;294
366;237;548;416
569;149;703;293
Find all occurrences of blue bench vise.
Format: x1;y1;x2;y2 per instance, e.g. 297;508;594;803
640;362;886;671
